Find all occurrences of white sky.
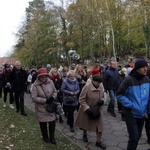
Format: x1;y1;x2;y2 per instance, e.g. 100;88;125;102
0;0;66;57
0;0;32;57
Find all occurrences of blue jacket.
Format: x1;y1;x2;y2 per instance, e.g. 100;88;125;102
117;69;150;118
104;67;120;91
61;77;80;106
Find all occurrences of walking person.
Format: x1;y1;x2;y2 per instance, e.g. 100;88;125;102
74;75;106;149
49;68;63;123
104;60;120;117
145;65;150;145
0;68;3;98
61;70;80;132
31;68;57;144
117;58;150;150
2;64;14;108
9;61;28;116
27;69;36;93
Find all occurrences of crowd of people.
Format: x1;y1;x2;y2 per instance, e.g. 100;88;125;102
0;58;150;150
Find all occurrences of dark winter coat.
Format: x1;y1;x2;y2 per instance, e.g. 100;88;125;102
104;67;120;91
117;69;150;119
9;67;28;92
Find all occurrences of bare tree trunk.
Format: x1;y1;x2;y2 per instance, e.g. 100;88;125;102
105;0;117;64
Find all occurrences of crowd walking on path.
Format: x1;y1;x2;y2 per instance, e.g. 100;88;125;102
0;58;150;150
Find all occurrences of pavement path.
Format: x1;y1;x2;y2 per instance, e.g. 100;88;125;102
24;94;150;150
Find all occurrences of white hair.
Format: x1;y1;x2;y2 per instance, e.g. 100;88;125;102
67;70;76;77
14;61;21;66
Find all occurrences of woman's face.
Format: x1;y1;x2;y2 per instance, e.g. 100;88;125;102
39;76;48;83
92;80;101;88
52;71;58;76
69;74;75;80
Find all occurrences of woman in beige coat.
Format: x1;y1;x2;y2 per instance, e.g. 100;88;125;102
31;68;57;144
74;75;106;149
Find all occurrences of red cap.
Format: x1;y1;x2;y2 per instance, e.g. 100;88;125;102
91;68;100;76
37;68;49;77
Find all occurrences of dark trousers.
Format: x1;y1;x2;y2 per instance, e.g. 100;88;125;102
66;105;76;128
125;114;144;150
14;90;25;113
0;87;2;98
4;88;14;104
39;121;56;140
145;118;150;142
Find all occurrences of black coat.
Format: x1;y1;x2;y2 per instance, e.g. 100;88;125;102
9;68;28;92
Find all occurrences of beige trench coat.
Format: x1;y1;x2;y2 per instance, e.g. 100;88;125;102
31;78;57;122
74;82;104;132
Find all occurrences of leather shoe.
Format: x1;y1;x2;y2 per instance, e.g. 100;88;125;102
43;138;50;143
21;112;27;116
70;127;74;132
82;134;88;142
50;139;57;144
59;117;63;123
95;141;106;149
107;109;116;117
147;139;150;144
111;112;116;117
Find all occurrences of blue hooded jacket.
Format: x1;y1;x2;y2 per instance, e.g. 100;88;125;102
117;69;150;118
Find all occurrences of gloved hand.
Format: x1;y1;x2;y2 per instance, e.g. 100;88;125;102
46;97;55;104
86;108;93;117
97;100;104;106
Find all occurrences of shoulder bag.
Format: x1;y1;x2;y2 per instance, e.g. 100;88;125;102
87;90;101;120
40;85;57;113
65;95;76;104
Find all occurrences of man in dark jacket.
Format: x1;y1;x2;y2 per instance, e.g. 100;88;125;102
9;61;28;116
104;60;120;117
117;58;150;150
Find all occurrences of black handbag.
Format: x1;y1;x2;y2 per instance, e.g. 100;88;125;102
39;85;57;113
46;101;57;113
65;95;76;104
88;105;100;120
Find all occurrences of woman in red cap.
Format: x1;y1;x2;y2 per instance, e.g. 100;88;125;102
31;68;57;144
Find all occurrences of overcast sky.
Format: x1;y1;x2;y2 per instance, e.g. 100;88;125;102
0;0;33;57
0;0;66;57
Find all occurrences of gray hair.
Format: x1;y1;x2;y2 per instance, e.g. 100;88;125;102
67;70;76;77
14;61;21;66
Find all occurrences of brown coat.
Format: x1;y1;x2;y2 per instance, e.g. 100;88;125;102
74;82;104;132
31;78;57;122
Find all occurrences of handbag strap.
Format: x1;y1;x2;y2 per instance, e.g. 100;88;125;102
40;84;48;99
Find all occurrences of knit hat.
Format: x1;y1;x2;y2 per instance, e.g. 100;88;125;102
92;75;103;83
37;68;49;77
4;64;10;69
46;64;51;68
134;58;148;70
91;68;100;76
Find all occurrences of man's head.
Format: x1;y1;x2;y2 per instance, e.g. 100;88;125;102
134;58;148;76
70;63;76;70
14;61;21;70
110;61;117;69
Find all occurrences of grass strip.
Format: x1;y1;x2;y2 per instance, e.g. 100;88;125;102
0;99;81;150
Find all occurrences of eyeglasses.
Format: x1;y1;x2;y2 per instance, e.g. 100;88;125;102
40;76;47;79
